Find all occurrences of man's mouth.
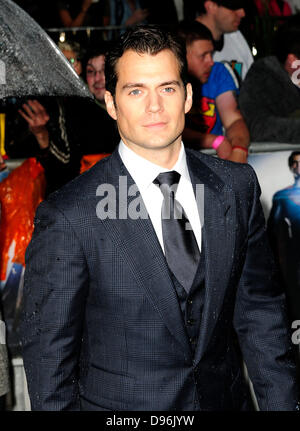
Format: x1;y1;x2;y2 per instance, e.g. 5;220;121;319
143;122;167;130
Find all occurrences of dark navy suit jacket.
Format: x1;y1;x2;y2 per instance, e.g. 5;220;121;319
20;148;299;410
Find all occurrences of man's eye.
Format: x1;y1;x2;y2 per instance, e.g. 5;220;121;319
163;87;175;93
129;89;141;96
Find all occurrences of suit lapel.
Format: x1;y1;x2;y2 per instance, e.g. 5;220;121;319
94;150;193;361
93;149;236;363
186;151;236;362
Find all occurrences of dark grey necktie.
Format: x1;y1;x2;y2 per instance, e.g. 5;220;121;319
154;171;200;292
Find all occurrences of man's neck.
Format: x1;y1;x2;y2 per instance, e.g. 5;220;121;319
122;139;182;170
196;15;222;41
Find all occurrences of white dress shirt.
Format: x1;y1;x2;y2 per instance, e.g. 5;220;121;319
118;141;202;253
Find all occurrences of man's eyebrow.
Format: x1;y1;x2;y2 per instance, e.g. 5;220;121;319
122;83;146;90
121;80;182;90
159;80;181;87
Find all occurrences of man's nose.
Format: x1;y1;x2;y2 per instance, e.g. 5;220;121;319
205;54;214;67
94;71;105;81
236;8;245;18
147;91;163;113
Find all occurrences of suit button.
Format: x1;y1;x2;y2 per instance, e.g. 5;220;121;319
187;319;195;325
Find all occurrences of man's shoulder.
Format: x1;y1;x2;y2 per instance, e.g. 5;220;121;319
209;61;237;81
222;31;252;57
223;30;247;44
203;62;238;97
186;148;255;187
273;185;298;200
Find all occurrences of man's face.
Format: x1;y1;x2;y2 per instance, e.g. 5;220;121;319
62;49;82;76
214;6;245;35
186;39;214;83
291;155;300;178
86;55;106;102
105;49;193;158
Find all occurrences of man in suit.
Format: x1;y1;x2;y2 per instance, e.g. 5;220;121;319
20;24;299;411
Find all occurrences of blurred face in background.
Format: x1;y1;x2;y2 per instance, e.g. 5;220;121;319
186;39;214;83
291;154;300;178
62;49;82;76
214;6;245;35
86;55;106;102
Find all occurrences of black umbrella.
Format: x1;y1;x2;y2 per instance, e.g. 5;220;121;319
0;0;92;99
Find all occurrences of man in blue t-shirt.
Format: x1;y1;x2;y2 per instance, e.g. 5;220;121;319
178;21;249;163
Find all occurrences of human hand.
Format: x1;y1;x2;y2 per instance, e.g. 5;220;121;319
19;100;50;149
19;100;50;135
228;147;248;164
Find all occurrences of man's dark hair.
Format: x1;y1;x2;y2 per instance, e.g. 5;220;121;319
177;20;213;46
82;42;114;77
196;0;245;15
105;24;188;97
288;151;300;168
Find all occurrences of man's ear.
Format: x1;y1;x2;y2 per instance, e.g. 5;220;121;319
184;83;193;114
104;91;117;120
205;1;216;14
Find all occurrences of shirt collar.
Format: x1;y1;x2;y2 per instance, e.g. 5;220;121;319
118;140;191;192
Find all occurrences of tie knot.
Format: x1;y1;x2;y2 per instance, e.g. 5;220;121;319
154;171;181;190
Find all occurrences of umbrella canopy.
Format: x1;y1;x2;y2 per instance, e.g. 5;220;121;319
0;0;92;99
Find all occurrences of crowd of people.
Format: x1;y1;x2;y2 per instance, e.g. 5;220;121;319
2;0;300;194
1;0;300;411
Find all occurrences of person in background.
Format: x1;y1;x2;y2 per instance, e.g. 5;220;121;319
57;0;109;27
58;40;83;76
75;44;120;156
107;0;148;30
178;21;249;163
195;0;253;81
16;40;85;195
239;25;300;143
141;0;196;28
268;151;300;324
15;42;119;194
